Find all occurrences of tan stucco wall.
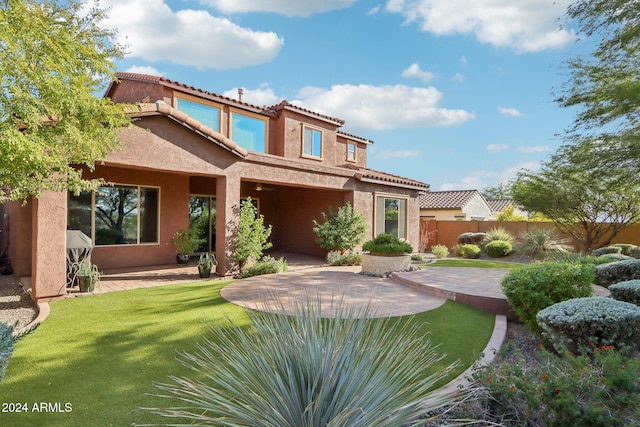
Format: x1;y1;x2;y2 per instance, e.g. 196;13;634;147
3;200;33;277
420;209;465;221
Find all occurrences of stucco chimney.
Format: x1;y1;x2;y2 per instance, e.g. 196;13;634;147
237;88;244;102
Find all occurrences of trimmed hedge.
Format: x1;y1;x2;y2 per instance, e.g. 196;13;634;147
457;232;486;245
609;280;640;306
485;240;512;258
592;246;622;256
537;297;640;354
501;262;595;338
610;243;637;256
594;259;640;288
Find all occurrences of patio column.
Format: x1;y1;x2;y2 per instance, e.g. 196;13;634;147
31;190;67;301
215;172;241;276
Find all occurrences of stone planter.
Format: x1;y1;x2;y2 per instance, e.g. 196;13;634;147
361;253;411;276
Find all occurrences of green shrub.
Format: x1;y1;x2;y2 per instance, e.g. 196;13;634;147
630;246;640;259
516;227;571;259
537;297;640;355
431;244;449;259
313;203;367;254
592;246;622;256
147;299;464;426
594;259;640;287
483;227;514;244
601;253;633;261
485;240;512;258
326;252;362;266
609;243;637;256
457;244;481;259
362;233;413;255
239;256;288;278
234;197;272;270
462;343;640;426
501;262;594;338
457;232;486;245
609;280;640;306
0;323;15;383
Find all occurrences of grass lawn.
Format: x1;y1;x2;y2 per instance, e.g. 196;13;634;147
0;280;493;426
424;258;524;270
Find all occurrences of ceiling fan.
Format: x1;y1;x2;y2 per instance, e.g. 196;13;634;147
255;183;275;192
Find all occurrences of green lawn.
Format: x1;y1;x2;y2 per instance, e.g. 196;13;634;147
0;280;493;426
424;258;524;269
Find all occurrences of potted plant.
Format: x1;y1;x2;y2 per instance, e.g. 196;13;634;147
197;253;216;278
361;234;413;276
171;228;202;265
76;260;100;292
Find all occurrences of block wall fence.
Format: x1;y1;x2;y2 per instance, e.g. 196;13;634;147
418;219;640;253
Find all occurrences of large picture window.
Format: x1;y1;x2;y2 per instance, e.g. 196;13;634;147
303;126;322;158
176;98;220;131
231;112;266;152
375;196;407;239
68;185;159;245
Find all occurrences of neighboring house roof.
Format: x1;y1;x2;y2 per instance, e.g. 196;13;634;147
486;198;515;212
419;190;486;209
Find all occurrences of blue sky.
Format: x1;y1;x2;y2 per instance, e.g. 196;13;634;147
99;0;586;192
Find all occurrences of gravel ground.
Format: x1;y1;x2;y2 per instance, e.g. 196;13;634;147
0;274;37;332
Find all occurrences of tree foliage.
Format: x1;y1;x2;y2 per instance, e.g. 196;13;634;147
0;0;131;202
512;148;640;253
312;202;367;254
481;182;512;200
233;197;272;270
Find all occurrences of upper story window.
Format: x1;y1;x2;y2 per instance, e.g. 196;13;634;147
347;143;356;161
231;111;267;152
176;98;220;132
303;126;322;158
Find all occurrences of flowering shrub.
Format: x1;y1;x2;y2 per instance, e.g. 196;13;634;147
460;343;640;426
595;259;640;287
609;279;640;306
537;297;640;355
431;244;449;259
485;240;512;258
501;262;594;338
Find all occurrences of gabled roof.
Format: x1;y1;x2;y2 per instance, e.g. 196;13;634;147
419;190;486;209
132;101;248;157
486;198;515;212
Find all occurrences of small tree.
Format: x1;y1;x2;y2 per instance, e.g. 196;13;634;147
312;203;367;255
496;205;527;222
233;197;272;270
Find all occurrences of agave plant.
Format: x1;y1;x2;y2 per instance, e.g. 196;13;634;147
143;297;466;426
517;227;572;259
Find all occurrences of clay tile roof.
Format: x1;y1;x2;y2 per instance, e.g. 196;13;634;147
114;72;276;116
343;164;429;191
486;198;515;212
337;130;374;145
269;100;345;126
134;101;248;157
419;190;484;209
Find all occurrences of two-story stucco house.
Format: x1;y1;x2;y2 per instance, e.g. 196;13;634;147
2;73;429;302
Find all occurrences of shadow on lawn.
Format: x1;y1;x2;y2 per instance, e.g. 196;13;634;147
0;280;249;426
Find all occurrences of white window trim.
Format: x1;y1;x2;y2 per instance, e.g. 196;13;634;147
301;124;323;160
373;192;409;239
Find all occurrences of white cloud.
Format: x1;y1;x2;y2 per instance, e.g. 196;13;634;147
204;0;356;16
124;65;164;76
439;160;541;190
292;84;475;132
222;85;281;106
498;106;524;117
517;145;551;153
375;149;421;159
385;0;574;52
486;143;508;152
368;5;382;15
401;62;436;83
451;72;465;82
101;0;284;70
